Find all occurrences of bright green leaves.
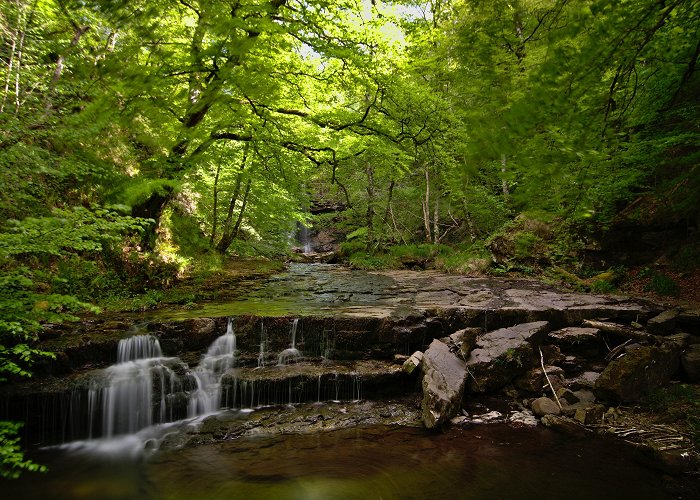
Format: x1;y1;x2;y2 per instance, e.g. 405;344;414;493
0;207;151;258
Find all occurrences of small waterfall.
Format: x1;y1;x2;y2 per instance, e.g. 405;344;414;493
257;321;268;368
188;318;237;416
300;224;312;253
278;318;301;365
89;335;185;439
117;334;162;363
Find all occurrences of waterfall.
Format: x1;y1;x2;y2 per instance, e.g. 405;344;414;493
278;318;301;365
89;335;184;438
188;318;237;416
87;321;237;439
257;321;267;368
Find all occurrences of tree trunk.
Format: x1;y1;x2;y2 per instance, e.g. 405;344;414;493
216;146;249;253
45;24;90;113
210;161;222;245
433;194;440;244
501;154;509;197
365;162;375;251
422;168;432;242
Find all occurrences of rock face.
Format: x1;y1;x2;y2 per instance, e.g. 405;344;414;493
465;321;550;393
403;351;424;375
594;345;680;402
421;339;467;429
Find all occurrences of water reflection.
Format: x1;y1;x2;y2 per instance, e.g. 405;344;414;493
4;424;688;500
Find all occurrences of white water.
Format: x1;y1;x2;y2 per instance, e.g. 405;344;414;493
278;318;301;365
88;322;238;439
188;318;237;416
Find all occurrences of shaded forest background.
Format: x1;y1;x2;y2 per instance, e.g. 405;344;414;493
1;0;699;476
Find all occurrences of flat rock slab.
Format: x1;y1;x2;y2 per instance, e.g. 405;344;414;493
466;321;550;393
421;339;467;429
148;264;657;323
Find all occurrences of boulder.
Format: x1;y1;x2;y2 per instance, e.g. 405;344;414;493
514;365;564;393
421;339;467;429
680;344;700;382
646;309;679;335
594;345;680;402
403;351;424;375
466;321;550;393
547;327;602;356
444;327;480;358
531;397;561;417
568;371;600;390
556;387;580;405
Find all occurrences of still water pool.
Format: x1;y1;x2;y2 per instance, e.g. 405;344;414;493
3;423;688;500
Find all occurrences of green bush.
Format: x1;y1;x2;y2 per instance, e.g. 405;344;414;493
347;252;397;270
513;231;541;259
645;272;680;296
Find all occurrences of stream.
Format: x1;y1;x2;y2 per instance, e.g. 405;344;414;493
3;423;682;500
1;264;697;498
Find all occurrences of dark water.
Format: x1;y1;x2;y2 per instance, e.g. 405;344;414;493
3;424;688;500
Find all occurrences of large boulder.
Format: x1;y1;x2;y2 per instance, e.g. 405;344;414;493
465;321;550;393
421;339;467;429
594;344;680;402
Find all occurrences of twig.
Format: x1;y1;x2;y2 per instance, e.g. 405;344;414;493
539;347;562;410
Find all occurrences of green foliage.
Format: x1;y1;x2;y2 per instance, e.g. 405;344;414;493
645;272;680;297
0;422;46;479
590;279;616;294
348;252;397;270
512;232;541;259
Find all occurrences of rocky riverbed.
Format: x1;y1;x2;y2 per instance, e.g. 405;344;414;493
2;263;699;494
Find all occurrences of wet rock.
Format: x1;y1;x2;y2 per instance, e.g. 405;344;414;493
466;321;550;393
508;410;538;427
514;365;564;393
680;344;700;381
540;345;565;365
531;397;561;417
443;327;480;358
421;339;467;429
548;327;602;356
646;309;679;335
594;345;680;402
540;414;589;438
556;388;580;405
665;333;693;349
469;410;504;424
560;355;584;375
403;351;424;375
568;371;600;390
678;307;700;329
573;404;606;425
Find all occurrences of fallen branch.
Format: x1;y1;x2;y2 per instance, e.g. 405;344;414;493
539;347;562;410
582;319;660;344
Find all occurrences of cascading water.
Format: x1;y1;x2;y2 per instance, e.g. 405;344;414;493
257;321;268;368
88;335;185;438
87;320;237;439
188;318;237;416
278;318;301;365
